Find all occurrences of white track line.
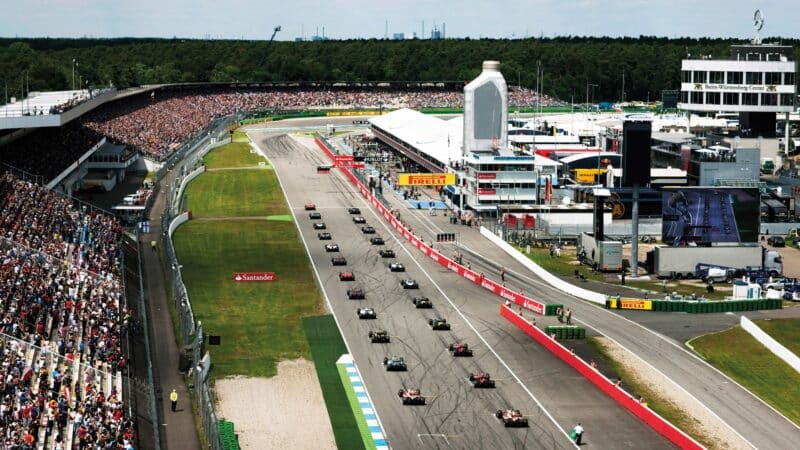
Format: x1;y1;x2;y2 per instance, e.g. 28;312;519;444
250;135;392;446
351;179;577;448
396;203;765;448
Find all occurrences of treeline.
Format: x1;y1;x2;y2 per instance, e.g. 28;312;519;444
0;36;797;103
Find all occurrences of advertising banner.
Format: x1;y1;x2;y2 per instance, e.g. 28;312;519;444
608;298;652;310
398;173;456;186
233;272;275;282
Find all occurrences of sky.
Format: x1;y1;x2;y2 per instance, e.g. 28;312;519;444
2;0;799;41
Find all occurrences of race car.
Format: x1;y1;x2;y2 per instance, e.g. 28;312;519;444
348;207;361;214
397;388;426;405
370;237;385;245
495;409;528;427
352;216;366;224
361;226;376;234
304;203;316;211
379;249;395;258
368;330;390;343
339;271;355;281
318;232;332;240
331;256;347;266
400;279;418;289
325;244;340;252
448;342;473;357
412;297;433;309
313;222;326;230
309;212;322;220
469;372;495;388
389;263;406;272
383;356;407;371
347;287;365;299
429;318;450;330
357;307;376;319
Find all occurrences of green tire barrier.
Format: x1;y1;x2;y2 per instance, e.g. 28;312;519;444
544;326;586;339
544;304;564;316
218;420;240;450
647;299;782;313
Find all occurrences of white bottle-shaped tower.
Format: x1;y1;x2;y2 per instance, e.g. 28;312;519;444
463;60;508;156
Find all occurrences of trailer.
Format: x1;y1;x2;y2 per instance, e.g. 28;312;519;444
649;245;782;279
578;232;623;272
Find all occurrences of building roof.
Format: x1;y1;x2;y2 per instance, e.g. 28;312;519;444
651;132;695;144
369;108;464;166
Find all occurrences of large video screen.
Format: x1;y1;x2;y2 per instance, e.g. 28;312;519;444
661;187;760;245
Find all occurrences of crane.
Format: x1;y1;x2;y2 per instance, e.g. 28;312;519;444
263;26;281;62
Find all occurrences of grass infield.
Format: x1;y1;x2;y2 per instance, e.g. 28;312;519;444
184;169;284;218
202;140;268;169
173;220;323;378
688;321;800;425
303;316;366;450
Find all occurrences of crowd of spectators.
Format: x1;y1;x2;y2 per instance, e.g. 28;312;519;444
0;125;104;181
3;85;565;174
0;173;133;450
82;86;563;159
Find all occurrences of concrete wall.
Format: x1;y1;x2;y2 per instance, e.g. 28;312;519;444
480;226;607;304
169;212;190;238
740;316;800;373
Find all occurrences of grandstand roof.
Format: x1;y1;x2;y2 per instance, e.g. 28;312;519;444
369;108;464;165
0;90;87;116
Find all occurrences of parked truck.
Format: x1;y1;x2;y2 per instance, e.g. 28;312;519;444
649;245;782;279
578;232;623;272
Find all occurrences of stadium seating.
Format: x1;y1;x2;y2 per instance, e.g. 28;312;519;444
0;172;133;450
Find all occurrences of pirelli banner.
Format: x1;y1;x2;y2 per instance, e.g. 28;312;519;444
606;297;653;310
398;173;456;186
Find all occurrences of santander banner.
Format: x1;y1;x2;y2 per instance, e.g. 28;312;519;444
233;272;276;282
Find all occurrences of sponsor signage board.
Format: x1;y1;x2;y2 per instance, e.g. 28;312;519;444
609;298;652;310
477;172;497;180
398;173;456;186
233;272;275;282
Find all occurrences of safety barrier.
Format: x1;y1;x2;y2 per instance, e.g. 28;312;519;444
480;227;608;304
606;297;783;313
500;304;704;450
544;326;586;339
741;316;800;373
313;135;554;315
217;421;240;450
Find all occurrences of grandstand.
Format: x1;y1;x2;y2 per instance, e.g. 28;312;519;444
0;83;557;192
0;172;133;450
0;81;566;450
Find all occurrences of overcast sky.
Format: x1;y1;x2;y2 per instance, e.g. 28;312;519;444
2;0;799;40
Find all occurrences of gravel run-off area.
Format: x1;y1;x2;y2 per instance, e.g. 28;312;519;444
215;359;336;450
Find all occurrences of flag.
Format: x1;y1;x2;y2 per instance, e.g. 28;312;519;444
545;177;552;202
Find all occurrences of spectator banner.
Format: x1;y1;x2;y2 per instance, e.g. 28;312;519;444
233;272;275;282
608;298;652;310
398;173;456;186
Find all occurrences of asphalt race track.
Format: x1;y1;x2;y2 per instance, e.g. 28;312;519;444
251;132;675;450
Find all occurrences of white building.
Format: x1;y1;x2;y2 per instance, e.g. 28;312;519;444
679;44;796;136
